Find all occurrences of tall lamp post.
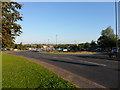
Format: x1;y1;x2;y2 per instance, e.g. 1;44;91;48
56;34;57;45
115;0;118;57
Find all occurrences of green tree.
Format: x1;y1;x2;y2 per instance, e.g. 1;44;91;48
118;39;120;47
84;42;90;48
90;40;96;47
19;42;22;50
97;26;116;50
90;40;97;51
55;44;68;49
36;44;42;48
2;2;23;48
14;44;18;49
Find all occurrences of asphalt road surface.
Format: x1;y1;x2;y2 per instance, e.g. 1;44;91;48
8;51;119;88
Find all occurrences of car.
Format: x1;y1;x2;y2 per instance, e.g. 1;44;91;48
108;47;120;58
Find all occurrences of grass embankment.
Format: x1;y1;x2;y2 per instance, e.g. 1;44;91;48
0;54;2;89
2;54;76;88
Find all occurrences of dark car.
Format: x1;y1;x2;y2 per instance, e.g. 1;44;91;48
108;47;120;58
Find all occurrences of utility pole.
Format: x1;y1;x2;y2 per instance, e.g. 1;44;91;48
56;34;57;46
48;39;50;45
115;0;118;57
74;40;77;45
59;40;61;45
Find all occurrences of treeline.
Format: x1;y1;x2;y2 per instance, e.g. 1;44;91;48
13;25;120;52
55;26;120;52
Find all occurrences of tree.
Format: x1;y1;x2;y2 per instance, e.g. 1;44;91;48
14;44;18;49
55;44;68;49
84;42;90;48
2;2;23;48
19;42;22;50
36;44;42;48
97;26;116;50
118;39;120;47
89;40;97;51
90;40;96;47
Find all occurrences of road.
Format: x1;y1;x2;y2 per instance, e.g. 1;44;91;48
7;51;119;88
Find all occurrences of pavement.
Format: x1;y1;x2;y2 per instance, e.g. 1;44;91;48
4;51;120;89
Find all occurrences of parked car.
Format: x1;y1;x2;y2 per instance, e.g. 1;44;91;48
14;49;18;51
57;48;63;51
63;49;68;52
108;47;120;58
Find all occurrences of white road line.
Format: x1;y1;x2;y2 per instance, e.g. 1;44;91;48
64;58;107;66
82;61;107;66
53;57;58;58
53;57;72;60
102;60;118;63
52;57;107;66
65;58;73;60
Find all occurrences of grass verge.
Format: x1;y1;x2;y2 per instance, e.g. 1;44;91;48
2;54;76;88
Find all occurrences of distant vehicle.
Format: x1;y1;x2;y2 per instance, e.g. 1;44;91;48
2;48;10;51
108;47;120;58
112;47;118;53
36;48;43;52
95;48;102;51
63;49;68;52
57;48;63;51
28;48;32;50
1;49;7;51
14;49;18;51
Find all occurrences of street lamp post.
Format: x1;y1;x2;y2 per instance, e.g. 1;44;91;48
56;34;57;46
48;39;49;45
115;0;118;57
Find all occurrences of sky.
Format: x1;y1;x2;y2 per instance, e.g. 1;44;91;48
15;2;116;44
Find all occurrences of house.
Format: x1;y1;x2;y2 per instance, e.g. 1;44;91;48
42;45;55;51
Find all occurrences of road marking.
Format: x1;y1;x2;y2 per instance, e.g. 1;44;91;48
53;57;73;60
82;61;107;66
63;58;107;67
65;58;73;60
53;57;58;58
102;60;118;63
52;56;107;66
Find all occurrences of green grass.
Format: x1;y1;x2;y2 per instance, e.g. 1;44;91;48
0;54;2;89
2;54;76;88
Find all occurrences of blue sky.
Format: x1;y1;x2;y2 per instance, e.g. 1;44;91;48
15;2;116;44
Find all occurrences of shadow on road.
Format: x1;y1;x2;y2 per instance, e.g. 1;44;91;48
75;54;119;61
47;59;98;67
